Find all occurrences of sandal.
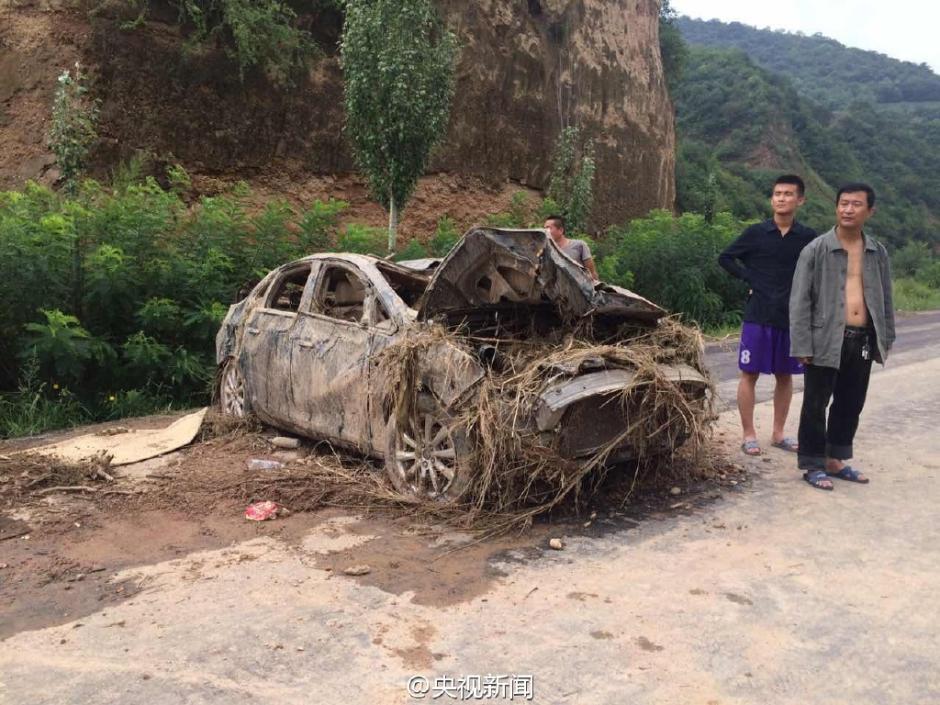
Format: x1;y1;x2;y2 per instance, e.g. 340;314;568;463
827;466;869;484
741;440;761;456
771;437;799;453
803;470;834;490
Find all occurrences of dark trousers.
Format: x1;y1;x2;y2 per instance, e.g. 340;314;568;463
797;330;873;471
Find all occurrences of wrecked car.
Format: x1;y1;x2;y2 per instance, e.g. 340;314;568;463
216;227;709;501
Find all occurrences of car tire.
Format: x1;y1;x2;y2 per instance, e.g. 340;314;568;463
218;358;250;418
384;399;473;501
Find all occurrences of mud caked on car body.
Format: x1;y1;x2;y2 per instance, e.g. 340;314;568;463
216;228;709;500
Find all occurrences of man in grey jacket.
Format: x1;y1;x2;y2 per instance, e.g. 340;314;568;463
789;183;895;490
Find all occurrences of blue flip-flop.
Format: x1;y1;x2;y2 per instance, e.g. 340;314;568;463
803;470;834;490
827;466;869;484
741;440;761;456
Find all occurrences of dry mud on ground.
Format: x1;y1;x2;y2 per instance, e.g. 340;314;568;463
1;355;938;704
0;415;739;641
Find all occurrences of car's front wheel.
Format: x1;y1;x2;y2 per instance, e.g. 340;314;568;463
384;402;473;501
219;358;250;418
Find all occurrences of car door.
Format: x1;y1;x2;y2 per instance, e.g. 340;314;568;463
361;294;400;455
239;262;313;429
288;262;374;452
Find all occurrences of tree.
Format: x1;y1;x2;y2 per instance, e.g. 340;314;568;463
658;0;688;92
115;0;329;86
547;126;596;234
48;63;99;317
341;0;457;252
48;63;99;196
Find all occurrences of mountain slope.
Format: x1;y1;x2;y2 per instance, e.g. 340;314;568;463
676;17;940;109
673;20;940;247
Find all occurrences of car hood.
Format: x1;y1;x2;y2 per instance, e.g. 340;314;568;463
416;227;665;325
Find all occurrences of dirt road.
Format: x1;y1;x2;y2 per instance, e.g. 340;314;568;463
707;309;940;408
2;322;938;704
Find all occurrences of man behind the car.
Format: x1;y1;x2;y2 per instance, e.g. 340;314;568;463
718;174;817;457
544;215;599;281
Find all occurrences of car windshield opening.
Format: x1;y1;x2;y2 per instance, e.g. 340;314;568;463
375;262;429;309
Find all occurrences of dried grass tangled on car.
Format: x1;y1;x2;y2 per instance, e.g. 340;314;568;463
378;317;715;525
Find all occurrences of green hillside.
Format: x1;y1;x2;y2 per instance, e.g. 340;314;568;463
676;17;940;109
671;18;940;248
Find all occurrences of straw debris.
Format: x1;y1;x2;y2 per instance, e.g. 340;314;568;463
197;408;263;442
377;316;715;526
0;451;114;505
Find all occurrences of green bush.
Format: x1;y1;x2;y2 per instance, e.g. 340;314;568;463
20;309;114;386
298;198;347;252
103;388;175;421
338;223;387;255
0;172;348;437
915;260;940;289
115;0;327;85
601;210;749;328
893;277;940;312
212;0;317;83
393;238;430;261
0;354;91;438
892;241;932;277
429;215;460;256
535;196;561;224
486;191;533;228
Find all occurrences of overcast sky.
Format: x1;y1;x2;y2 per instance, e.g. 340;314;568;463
669;0;940;73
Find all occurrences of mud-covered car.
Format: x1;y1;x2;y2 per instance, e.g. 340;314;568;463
216;228;708;500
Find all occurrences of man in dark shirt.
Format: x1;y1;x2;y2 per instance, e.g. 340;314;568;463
719;174;817;456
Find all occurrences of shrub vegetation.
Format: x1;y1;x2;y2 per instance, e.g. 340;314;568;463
0;173;347;437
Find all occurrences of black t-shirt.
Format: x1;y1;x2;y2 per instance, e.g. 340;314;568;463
718;219;817;329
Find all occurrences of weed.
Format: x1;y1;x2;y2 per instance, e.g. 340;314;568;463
893;277;940;312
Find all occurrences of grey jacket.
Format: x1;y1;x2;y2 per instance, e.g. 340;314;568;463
789;228;895;369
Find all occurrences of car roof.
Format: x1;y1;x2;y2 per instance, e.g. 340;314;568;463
396;258;441;271
293;252;381;268
285;252;433;276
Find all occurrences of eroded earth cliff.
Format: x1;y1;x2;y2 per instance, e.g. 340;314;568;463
0;0;675;233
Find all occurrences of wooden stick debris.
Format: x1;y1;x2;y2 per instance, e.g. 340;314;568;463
35;485;98;495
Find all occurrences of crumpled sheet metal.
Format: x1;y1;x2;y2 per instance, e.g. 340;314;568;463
416;227;665;325
534;364;707;431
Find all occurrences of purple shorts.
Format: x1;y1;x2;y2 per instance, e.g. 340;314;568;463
738;322;804;375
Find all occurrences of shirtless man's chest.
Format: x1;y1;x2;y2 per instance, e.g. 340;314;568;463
844;240;867;326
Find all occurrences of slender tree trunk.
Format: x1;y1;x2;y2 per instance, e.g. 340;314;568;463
387;192;399;254
72;233;83;320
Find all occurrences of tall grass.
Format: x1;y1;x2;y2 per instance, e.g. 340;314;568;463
893;277;940;312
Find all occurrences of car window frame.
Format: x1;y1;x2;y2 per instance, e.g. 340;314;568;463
304;259;391;330
260;262;316;318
